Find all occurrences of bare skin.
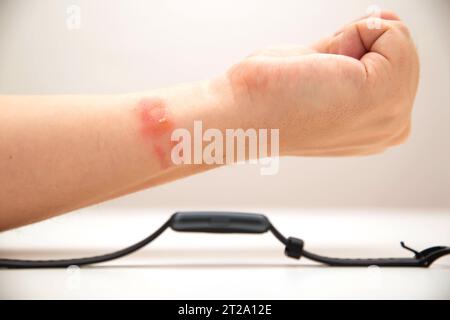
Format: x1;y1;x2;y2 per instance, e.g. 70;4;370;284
0;12;419;230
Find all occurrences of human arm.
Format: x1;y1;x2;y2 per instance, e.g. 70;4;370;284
0;11;419;230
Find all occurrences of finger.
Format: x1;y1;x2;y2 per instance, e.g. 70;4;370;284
332;10;401;36
313;10;401;51
313;10;405;58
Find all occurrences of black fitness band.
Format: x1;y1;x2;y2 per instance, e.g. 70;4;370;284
1;211;449;268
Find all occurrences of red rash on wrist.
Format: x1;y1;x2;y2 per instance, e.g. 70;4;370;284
135;97;175;168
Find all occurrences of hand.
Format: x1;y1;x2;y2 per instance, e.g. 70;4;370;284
225;11;419;156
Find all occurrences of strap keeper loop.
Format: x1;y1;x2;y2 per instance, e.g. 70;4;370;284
285;237;304;259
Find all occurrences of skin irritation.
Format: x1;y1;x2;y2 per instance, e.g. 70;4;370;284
135;97;175;168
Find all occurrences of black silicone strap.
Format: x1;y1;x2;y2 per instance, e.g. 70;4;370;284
171;212;270;233
1;211;449;268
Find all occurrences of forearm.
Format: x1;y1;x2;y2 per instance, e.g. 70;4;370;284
0;77;237;230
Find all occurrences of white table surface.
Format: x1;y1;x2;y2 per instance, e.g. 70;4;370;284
1;208;449;299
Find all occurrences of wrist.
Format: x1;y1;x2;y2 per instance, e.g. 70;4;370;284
126;78;239;169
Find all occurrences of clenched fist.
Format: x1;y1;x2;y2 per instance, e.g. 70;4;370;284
225;11;419;156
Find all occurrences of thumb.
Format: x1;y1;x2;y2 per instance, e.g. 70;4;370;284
314;11;415;75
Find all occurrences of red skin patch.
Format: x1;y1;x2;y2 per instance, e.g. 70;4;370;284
135;97;175;168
